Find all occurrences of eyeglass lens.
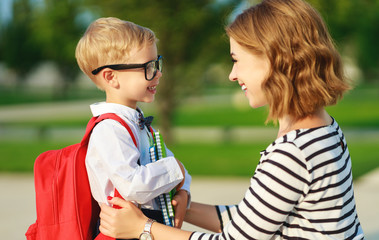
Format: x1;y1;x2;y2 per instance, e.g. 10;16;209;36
146;57;162;80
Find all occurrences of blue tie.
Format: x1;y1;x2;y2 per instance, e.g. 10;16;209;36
138;112;154;130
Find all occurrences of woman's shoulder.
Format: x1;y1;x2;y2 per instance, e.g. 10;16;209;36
264;119;341;164
257;134;310;184
274;117;339;147
262;125;331;157
260;134;305;168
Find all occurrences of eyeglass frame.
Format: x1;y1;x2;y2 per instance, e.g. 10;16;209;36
91;55;163;81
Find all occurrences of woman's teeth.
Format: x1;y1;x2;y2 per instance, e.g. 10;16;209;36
148;86;156;90
241;85;247;91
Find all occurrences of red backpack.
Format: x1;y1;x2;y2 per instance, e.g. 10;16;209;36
25;113;137;240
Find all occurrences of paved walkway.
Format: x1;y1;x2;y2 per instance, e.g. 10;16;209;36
1;170;378;240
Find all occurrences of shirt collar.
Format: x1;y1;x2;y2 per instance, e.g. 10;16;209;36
90;102;142;124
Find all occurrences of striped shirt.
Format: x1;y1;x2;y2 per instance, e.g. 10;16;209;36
190;118;364;240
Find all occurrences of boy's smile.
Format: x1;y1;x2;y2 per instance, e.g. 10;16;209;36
147;85;158;94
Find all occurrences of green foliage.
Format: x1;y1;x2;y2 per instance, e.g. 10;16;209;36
353;0;379;81
0;0;43;79
308;0;379;82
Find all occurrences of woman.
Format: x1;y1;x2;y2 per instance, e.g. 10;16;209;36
98;0;365;239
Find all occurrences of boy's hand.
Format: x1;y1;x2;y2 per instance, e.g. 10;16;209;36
171;189;189;229
175;159;185;190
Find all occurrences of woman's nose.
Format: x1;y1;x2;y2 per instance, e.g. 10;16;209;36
229;67;237;82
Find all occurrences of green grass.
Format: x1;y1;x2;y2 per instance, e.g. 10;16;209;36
0;87;104;106
171;142;267;177
348;141;379;180
1;139;378;180
173;102;269;127
0;140;74;172
325;87;379;128
173;86;379;128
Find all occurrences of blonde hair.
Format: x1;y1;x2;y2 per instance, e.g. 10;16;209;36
75;17;156;85
226;0;350;122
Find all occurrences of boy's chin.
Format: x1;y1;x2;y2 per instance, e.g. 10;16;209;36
142;97;155;104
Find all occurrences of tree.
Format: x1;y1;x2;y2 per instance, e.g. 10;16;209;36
0;0;43;85
353;0;379;81
30;0;84;98
309;0;379;82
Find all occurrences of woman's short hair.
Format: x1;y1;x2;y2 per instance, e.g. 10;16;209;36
226;0;350;122
75;17;156;84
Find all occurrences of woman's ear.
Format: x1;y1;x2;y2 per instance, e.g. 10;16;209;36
102;70;120;88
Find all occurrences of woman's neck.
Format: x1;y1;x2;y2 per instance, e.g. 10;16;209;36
277;108;332;139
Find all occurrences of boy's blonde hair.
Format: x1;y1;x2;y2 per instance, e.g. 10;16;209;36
75;17;156;86
226;0;350;122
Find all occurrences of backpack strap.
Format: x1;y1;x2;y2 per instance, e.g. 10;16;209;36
85;113;139;240
82;113;137;148
86;112;139;202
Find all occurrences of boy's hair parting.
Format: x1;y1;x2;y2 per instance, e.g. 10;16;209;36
226;0;350;122
75;17;156;86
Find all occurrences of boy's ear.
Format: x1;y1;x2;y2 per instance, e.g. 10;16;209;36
102;70;120;88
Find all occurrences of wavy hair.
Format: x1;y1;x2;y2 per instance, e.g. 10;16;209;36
226;0;350;122
75;17;156;87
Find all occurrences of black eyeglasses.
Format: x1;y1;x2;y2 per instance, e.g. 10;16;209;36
91;55;163;81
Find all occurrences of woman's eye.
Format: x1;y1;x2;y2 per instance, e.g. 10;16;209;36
231;58;237;63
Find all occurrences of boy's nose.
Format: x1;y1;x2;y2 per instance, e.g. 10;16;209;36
156;69;162;79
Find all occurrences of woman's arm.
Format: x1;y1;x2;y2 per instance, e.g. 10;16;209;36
100;197;193;240
184;202;221;232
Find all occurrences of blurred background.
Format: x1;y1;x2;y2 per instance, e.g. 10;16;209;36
0;0;378;239
0;0;378;178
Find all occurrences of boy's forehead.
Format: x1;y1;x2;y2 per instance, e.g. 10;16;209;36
127;43;158;63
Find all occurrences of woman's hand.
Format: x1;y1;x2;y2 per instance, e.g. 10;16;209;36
171;189;189;228
99;197;148;239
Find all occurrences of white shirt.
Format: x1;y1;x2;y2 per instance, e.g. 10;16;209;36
85;102;191;210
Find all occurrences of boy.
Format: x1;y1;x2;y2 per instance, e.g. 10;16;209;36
75;17;191;229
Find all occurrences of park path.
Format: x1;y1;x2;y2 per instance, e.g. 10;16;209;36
0;170;378;240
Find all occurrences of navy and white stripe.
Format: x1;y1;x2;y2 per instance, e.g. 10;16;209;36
190;118;364;240
216;205;238;230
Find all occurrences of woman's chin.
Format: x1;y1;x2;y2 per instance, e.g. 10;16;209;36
248;100;267;109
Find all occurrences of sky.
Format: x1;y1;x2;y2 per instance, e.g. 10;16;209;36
0;0;13;25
